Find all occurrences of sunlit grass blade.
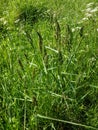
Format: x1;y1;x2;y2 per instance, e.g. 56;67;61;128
37;114;98;130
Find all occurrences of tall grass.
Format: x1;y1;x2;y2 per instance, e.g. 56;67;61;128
0;0;98;130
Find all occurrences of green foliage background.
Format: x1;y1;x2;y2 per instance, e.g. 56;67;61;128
0;0;98;130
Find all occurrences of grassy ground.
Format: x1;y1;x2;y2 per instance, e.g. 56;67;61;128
0;0;98;130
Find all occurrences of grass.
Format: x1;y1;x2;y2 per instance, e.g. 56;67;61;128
0;0;98;130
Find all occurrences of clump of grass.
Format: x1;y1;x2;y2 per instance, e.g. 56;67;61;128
0;17;9;40
15;4;51;26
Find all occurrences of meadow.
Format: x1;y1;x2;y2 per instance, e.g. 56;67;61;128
0;0;98;129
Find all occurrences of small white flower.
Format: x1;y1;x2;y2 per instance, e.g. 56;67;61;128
82;17;89;21
71;27;81;32
72;28;75;32
90;7;98;13
76;27;81;30
86;2;94;8
0;17;5;22
21;30;26;35
85;7;92;12
0;17;8;25
97;28;98;32
91;57;96;62
7;27;11;30
3;20;7;25
14;19;20;23
85;13;92;17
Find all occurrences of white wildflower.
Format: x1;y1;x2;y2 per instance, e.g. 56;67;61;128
14;19;20;23
85;7;92;12
76;27;81;30
0;17;5;22
85;13;92;17
0;17;8;25
7;27;11;30
21;30;26;35
86;2;94;8
91;57;96;62
72;28;75;32
90;7;98;13
97;29;98;32
72;27;81;32
82;17;89;21
3;20;7;25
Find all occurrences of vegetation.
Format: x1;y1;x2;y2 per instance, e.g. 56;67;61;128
0;0;98;129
